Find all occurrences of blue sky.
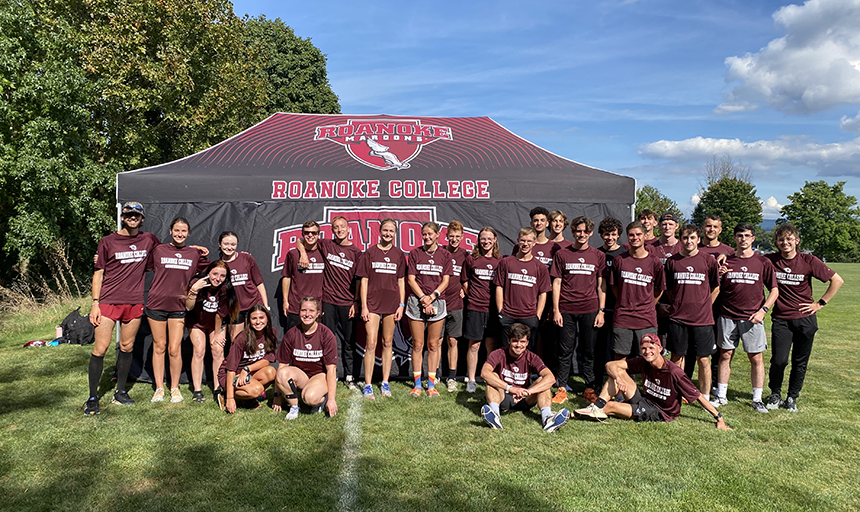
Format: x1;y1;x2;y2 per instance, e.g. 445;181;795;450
233;0;860;219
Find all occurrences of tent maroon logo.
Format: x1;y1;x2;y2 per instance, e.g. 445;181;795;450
314;119;454;171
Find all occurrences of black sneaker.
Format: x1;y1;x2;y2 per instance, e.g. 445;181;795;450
111;390;135;406
783;396;798;413
215;390;226;411
84;397;100;416
765;393;783;410
192;391;206;403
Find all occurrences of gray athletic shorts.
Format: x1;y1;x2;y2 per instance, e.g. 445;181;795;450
444;308;463;338
612;327;657;357
405;295;447;322
718;316;767;353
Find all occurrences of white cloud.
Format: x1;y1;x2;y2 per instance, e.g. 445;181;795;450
690;193;701;206
639;135;860;176
840;110;860;133
720;0;860;114
713;101;758;114
762;196;784;218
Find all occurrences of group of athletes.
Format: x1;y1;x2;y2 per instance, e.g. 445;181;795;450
83;201;843;433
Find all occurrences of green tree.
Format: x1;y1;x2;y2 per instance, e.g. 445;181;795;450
245;16;340;116
636;185;687;225
691;155;762;245
779;181;860;262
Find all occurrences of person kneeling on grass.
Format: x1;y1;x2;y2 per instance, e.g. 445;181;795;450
273;297;338;420
218;304;278;414
480;323;570;432
574;333;731;430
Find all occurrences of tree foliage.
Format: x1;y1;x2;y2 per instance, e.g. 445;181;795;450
779;181;860;262
691;155;762;245
636;185;687;224
0;1;339;286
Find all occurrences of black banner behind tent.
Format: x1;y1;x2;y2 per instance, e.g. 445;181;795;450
116;114;635;384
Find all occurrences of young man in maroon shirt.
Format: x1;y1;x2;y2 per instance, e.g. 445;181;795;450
494;227;552;352
281;221;325;332
550;216;606;404
84;202;160;415
480;323;570;432
710;223;779;413
608;221;665;360
764;223;843;412
297;216;363;390
443;221;468;392
638;209;660;246
698;215;734;259
663;225;720;399
574;333;730;429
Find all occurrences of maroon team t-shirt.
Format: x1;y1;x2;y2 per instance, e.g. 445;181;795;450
719;253;777;320
550;245;607;314
554;239;573;250
698;242;734;259
356;246;407;315
766;252;836;320
599;245;626;311
462;254;502;313
317;239;363;307
276;324;338;377
408;246;454;297
444;246;468;311
185;278;228;332
493;256;552;319
224;252;264;311
484;347;547;387
218;331;276;383
651;239;682;266
609;251;665;330
626;356;702;421
665;251;720;326
96;231;160;304
281;248;325;314
146;244;208;311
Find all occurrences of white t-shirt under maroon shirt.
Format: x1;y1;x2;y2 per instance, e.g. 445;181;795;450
493;255;552;319
96;231;160;304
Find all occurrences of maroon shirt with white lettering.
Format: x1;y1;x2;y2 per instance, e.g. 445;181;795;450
224;252;264;311
651;239;682;266
95;231;160;304
719;253;777;320
217;331;276;388
282;248;325;314
665;251;720;326
408;246;454;296
766;252;836;320
512;240;560;269
276;324;338;378
626;356;702;421
462;254;502;313
185;277;228;332
444;246;468;311
493;255;552;319
317;239;363;307
145;244;208;311
356;245;407;315
550;245;606;314
698;242;734;259
609;251;665;330
485;347;547;387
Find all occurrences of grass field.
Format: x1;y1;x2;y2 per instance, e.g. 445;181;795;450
1;264;858;511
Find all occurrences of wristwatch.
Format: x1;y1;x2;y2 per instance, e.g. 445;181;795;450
818;298;827;307
761;306;769;313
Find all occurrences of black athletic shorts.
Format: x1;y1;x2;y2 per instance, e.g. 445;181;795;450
463;309;501;341
628;389;664;422
145;308;186;321
667;320;716;358
499;393;534;412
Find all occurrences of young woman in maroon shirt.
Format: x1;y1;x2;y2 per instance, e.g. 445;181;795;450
219;304;277;413
145;217;209;404
462;226;502;393
217;231;269;343
185;260;239;402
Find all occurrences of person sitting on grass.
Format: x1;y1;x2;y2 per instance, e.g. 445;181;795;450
574;333;731;430
218;304;278;414
480;322;570;432
273;297;338;420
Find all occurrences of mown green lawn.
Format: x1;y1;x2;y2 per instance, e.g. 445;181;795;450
1;264;858;511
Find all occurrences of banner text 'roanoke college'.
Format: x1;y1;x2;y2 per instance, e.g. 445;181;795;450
271;180;490;200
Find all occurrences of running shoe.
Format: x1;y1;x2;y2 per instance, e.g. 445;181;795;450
83;397;100;416
752;401;769;413
551;388;568;404
709;395;728;408
285;406;299;420
170;388;183;403
574;403;607;422
311;395;328;414
192;391;206;403
480;404;503;429
216;390;226;411
446;378;458;393
766;393;783;410
783;397;798;413
150;388;164;403
111;390;135;406
427;387;440;397
583;388;597;404
410;387;422;398
543;408;570;433
380;382;392;398
345;376;358;391
465;380;477;394
363;384;375;400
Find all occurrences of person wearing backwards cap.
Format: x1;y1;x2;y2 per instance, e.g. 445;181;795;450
573;333;731;429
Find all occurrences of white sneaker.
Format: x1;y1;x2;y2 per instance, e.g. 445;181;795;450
285;406;300;420
170;388;183;403
574;403;608;421
709;395;728;408
151;388;164;403
446;378;458;393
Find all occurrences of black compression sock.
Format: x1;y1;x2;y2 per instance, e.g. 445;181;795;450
594;397;607;409
88;355;104;398
448;368;457;379
115;350;133;392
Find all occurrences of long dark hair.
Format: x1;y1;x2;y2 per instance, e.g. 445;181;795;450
189;260;239;325
243;304;277;356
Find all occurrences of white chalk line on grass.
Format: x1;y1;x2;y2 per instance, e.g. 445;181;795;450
337;391;362;512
